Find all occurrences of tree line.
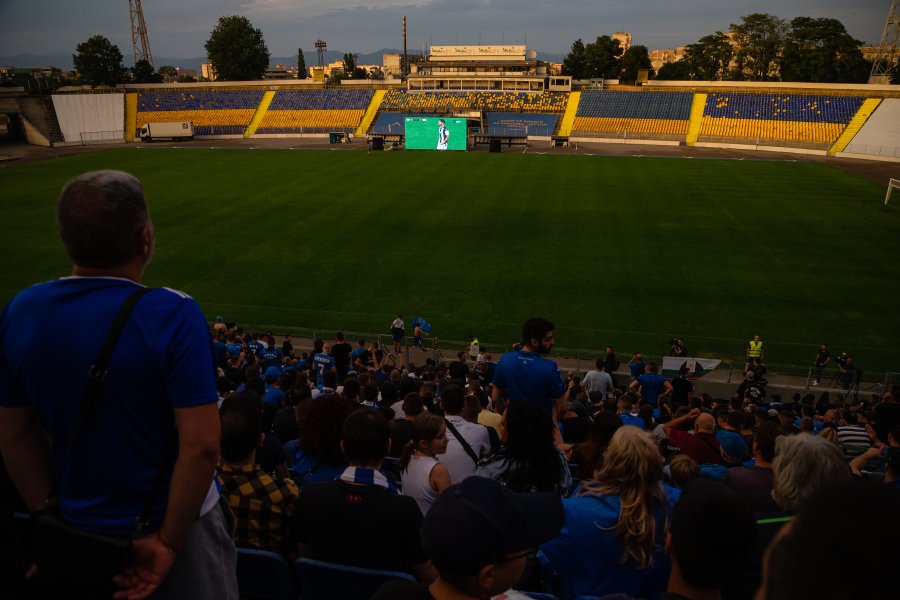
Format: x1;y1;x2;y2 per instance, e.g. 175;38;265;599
562;14;878;84
67;12;887;87
71;15;379;87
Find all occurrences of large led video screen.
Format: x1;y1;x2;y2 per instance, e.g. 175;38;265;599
404;117;467;151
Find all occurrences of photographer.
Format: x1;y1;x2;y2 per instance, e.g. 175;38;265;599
670;338;688;358
839;355;856;390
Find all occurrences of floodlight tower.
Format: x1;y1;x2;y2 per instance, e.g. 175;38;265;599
869;0;899;84
315;39;327;68
129;0;154;67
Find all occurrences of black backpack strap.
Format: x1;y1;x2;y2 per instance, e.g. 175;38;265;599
445;418;480;465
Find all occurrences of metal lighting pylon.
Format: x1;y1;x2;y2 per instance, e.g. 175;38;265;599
869;0;899;84
315;39;327;67
129;0;154;67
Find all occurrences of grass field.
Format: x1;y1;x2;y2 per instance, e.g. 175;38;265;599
2;147;898;374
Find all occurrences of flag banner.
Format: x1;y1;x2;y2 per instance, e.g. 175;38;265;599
662;356;722;379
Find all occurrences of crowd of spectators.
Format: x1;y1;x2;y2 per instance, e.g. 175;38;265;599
192;315;900;599
6;302;900;598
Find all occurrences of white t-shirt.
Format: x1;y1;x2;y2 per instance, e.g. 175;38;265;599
442;415;491;483
401;454;440;515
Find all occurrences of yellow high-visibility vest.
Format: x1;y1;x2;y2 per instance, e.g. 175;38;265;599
748;340;763;357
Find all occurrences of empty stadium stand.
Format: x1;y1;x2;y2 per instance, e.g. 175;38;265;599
699;93;865;147
255;89;374;135
136;90;264;136
571;91;693;139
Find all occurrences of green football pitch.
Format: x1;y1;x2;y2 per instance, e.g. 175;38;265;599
1;147;898;374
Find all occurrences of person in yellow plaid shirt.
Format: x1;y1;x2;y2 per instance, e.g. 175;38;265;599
218;392;300;555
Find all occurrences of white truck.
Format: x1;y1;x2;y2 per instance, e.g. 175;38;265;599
140;121;194;142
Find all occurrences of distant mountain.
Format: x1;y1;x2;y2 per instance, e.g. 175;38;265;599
1;48;566;73
0;52;74;70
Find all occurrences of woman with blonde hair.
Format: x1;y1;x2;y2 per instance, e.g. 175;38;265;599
541;426;679;600
398;413;452;515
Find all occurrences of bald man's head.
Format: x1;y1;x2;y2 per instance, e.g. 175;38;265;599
695;412;715;434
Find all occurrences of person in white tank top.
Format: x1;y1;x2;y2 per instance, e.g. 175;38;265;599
399;413;452;515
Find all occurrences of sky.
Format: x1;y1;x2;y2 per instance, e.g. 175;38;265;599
0;0;889;61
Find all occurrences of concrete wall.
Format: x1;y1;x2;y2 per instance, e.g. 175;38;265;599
52;93;124;143
845;98;900;159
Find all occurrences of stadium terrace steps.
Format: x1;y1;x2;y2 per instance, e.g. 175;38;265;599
686;93;707;146
828;98;882;156
699;93;865;146
136;90;265;136
125;93;138;142
572;90;693;137
245;91;276;138
357;90;386;137
255;89;373;134
558;91;580;136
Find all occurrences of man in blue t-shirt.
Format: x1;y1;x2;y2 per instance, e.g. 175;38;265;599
312;339;336;391
629;362;673;405
492;318;571;432
261;338;283;369
351;338;370;370
0;171;237;598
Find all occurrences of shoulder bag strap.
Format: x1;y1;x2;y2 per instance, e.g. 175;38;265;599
51;286;153;495
444;418;480;465
47;287;174;538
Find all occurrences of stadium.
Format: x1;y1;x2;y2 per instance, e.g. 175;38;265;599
1;28;900;600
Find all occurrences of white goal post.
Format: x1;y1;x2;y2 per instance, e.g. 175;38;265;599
886;179;900;206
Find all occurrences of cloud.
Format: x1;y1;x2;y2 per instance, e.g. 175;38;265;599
0;0;887;59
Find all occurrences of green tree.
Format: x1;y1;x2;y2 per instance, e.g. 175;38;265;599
73;35;127;87
655;60;693;80
177;73;198;83
619;45;653;83
684;32;734;80
561;38;587;79
158;65;178;82
297;48;307;79
342;53;356;75
131;59;162;83
584;36;623;79
204;15;270;81
780;17;869;83
730;13;788;81
342;53;367;79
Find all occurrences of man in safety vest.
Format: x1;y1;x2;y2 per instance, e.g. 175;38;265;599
746;335;764;368
468;335;480;361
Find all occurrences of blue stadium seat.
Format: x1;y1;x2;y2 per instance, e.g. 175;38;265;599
575;91;693;120
703;93;863;123
236;548;297;600
267;89;373;111
293;557;416;600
